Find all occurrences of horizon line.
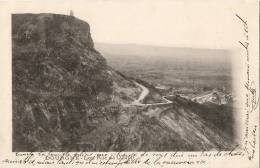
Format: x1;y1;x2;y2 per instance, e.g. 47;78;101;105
94;41;235;51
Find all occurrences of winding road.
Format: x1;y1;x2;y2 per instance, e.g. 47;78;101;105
132;81;149;105
129;80;173;107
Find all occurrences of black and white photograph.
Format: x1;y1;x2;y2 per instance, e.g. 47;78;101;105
8;0;257;156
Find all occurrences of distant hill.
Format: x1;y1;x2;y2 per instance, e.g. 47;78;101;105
96;42;232;65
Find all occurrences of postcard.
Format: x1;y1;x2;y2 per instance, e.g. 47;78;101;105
0;0;258;167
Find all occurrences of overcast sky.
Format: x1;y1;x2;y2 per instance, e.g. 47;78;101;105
10;0;253;49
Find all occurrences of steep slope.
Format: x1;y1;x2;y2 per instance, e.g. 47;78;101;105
12;13;235;152
12;13;140;151
137;96;235;151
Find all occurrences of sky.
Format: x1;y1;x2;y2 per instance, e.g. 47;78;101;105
9;0;252;49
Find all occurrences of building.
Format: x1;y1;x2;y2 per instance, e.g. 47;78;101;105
70;10;74;17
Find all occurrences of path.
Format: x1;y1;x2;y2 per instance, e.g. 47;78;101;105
128;80;174;107
132;81;149;105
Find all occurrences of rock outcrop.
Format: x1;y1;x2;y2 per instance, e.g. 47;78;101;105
12;14;138;151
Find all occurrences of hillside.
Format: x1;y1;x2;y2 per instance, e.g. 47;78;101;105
12;13;140;151
12;14;236;151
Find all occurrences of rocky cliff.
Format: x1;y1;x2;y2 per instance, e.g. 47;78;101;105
12;14;140;151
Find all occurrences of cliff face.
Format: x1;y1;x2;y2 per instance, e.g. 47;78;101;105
12;14;123;151
12;14;111;97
